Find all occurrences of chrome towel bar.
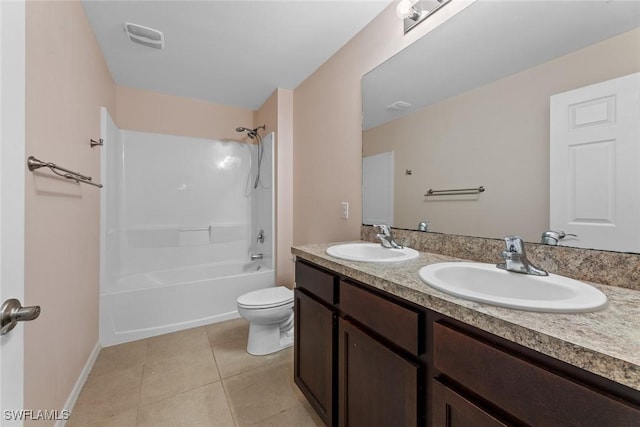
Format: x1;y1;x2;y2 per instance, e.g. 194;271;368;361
425;186;485;197
27;156;103;188
178;226;212;232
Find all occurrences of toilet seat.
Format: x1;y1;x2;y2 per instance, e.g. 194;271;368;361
237;286;293;310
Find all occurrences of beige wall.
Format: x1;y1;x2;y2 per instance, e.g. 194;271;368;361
363;28;640;242
256;89;295;286
115;85;255;141
24;1;116;424
292;1;474;245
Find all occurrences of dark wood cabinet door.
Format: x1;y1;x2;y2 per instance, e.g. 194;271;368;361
294;289;335;426
338;318;421;427
432;380;512;427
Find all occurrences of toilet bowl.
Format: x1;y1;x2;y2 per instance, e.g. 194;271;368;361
237;286;294;355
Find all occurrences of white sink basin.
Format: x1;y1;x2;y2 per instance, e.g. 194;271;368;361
418;262;608;312
326;243;419;263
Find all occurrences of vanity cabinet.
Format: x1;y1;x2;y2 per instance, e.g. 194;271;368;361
293;259;640;427
294;261;338;426
294;260;425;427
431;321;640;427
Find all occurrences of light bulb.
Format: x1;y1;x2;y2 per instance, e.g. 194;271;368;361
396;0;420;19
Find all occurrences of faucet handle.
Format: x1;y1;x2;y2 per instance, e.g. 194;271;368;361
503;236;524;253
374;224;391;235
541;230;577;245
418;221;431;232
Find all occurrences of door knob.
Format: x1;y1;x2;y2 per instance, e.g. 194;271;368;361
1;298;41;335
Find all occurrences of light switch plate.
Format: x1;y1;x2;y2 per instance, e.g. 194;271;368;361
341;202;349;219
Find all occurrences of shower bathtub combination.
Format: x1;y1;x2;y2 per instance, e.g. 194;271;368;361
99;108;275;346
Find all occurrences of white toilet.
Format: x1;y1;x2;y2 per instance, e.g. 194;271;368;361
236;286;294;355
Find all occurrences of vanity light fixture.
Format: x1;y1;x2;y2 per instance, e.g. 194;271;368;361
397;0;452;34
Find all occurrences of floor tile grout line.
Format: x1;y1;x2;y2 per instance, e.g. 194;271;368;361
136;380;224;410
210;331;240;426
134;339;150;427
139;359;222;407
214;358;240;426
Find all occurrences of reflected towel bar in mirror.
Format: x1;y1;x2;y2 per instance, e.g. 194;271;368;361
27;156;103;188
425;186;485;197
178;226;212;232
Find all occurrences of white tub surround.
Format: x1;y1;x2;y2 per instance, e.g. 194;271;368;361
99;108;275;346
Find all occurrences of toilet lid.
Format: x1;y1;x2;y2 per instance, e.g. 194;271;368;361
237;286;294;309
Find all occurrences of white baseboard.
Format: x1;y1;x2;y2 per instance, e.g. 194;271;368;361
54;341;101;427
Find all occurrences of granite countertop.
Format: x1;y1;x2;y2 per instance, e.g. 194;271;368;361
291;242;640;392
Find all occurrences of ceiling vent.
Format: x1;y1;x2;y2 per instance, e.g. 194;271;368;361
124;22;165;50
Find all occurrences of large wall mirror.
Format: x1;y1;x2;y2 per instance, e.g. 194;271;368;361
362;0;640;253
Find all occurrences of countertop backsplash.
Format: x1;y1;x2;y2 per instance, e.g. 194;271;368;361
361;225;640;291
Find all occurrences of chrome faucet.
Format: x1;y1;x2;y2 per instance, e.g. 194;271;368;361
374;224;404;249
497;236;548;276
250;253;263;261
256;229;265;244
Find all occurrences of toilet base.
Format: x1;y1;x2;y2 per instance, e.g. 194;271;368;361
246;323;294;356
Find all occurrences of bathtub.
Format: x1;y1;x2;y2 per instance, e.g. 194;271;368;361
100;261;275;346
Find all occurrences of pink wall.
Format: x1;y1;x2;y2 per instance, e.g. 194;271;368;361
256;89;295;286
115;86;255;141
24;1;116;424
292;2;473;245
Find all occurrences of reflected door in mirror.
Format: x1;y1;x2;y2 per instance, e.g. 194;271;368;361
550;72;640;252
363;151;394;226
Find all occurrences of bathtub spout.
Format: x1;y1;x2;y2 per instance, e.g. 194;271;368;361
251;253;263;261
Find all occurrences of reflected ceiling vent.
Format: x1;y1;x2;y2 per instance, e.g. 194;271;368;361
385;101;412;112
124;22;165;50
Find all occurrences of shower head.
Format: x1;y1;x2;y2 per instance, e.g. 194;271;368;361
236;125;266;140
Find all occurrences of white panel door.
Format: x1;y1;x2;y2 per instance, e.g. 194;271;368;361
550;72;640;252
362;151;394;226
0;1;26;424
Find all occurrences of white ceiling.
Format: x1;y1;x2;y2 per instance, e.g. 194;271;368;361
82;0;393;111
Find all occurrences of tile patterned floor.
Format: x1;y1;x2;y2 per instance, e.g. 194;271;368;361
67;318;323;427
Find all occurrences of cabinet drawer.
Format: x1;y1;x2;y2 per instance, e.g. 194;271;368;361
433;322;640;427
295;261;337;305
340;280;422;356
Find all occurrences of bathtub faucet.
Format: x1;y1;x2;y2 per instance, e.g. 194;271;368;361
251;253;264;261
